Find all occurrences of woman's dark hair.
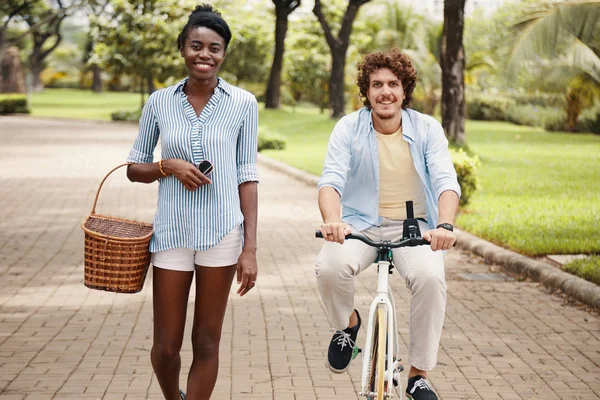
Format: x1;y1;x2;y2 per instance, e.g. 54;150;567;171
356;48;417;109
177;4;232;50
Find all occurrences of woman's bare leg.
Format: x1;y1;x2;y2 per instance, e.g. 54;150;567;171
185;264;236;400
151;266;194;400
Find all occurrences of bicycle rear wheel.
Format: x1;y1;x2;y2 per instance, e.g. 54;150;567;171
367;306;387;400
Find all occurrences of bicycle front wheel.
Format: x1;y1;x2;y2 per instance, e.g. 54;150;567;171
368;305;387;400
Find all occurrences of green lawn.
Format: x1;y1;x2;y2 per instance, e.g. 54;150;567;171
30;89;141;120
563;256;600;285
458;121;600;256
28;89;600;260
259;106;335;175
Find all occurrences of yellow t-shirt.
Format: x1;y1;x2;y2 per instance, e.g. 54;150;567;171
376;127;427;220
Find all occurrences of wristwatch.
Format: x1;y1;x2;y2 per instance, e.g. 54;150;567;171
436;223;454;232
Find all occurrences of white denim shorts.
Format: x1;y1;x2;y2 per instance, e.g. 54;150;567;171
151;225;243;271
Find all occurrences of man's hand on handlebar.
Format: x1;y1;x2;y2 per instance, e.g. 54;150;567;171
319;221;352;244
423;227;457;251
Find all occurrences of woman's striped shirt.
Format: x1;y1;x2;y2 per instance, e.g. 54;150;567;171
126;77;259;253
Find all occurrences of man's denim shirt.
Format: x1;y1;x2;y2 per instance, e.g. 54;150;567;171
318;107;461;231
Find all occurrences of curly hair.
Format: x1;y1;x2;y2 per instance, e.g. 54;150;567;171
356;48;417;109
177;4;232;50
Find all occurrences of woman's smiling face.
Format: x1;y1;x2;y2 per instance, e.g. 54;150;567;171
180;26;226;81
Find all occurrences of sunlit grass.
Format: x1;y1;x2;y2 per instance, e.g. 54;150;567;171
30;88;141;120
459;121;600;256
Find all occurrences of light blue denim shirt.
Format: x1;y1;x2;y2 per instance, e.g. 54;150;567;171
318;107;461;231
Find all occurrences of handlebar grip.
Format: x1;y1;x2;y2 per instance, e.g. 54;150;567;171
410;238;430;246
315;230;354;239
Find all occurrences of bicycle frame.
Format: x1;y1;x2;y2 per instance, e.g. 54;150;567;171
359;255;402;399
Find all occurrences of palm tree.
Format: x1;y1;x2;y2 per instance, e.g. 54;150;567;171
405;31;442;115
371;1;425;50
464;50;496;89
510;0;600;130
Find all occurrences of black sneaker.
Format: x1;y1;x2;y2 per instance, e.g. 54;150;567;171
406;375;437;399
179;389;186;400
326;309;361;373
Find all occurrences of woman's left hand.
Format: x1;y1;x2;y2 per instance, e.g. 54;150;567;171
236;249;257;297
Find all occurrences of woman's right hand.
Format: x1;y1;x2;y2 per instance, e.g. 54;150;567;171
162;159;211;191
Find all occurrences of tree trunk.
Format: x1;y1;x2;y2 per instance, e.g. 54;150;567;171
565;90;582;131
28;19;63;93
91;64;102;93
265;7;289;109
30;47;44;92
330;47;347;119
441;0;466;145
140;77;145;109
313;0;371;119
147;74;155;95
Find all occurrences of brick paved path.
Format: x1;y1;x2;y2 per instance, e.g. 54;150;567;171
0;116;598;400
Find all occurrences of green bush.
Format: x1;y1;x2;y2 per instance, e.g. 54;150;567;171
466;94;514;121
450;148;480;207
111;109;142;122
576;109;600;134
543;107;600;133
505;104;564;128
509;92;565;108
543;114;568;132
258;127;286;152
0;95;29;114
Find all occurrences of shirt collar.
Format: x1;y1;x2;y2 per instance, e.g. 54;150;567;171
174;77;232;96
366;108;415;141
401;109;415;141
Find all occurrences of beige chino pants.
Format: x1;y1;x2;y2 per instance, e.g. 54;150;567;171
315;218;446;371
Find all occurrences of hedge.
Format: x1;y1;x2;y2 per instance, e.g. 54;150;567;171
0;96;29;115
258;128;286;152
466;94;514;122
111;109;142;122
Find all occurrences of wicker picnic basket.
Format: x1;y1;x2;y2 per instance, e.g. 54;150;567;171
81;163;153;294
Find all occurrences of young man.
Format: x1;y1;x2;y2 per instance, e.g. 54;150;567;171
316;49;461;400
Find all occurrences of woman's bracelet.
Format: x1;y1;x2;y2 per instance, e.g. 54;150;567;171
158;159;168;177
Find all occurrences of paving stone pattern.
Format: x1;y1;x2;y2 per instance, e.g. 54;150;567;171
0;117;598;400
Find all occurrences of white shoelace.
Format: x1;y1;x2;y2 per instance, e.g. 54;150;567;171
410;378;433;394
333;330;356;351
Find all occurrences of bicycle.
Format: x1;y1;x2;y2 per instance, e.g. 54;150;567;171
316;201;429;400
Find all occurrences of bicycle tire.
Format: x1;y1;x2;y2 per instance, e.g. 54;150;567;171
367;306;388;400
376;306;387;400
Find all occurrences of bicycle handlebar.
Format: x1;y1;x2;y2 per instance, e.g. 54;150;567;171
315;230;429;248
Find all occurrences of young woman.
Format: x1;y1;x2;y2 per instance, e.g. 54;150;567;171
125;5;258;399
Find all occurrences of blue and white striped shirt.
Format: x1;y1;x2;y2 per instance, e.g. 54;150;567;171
127;77;259;253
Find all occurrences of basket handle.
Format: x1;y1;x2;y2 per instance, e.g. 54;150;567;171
91;163;132;214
